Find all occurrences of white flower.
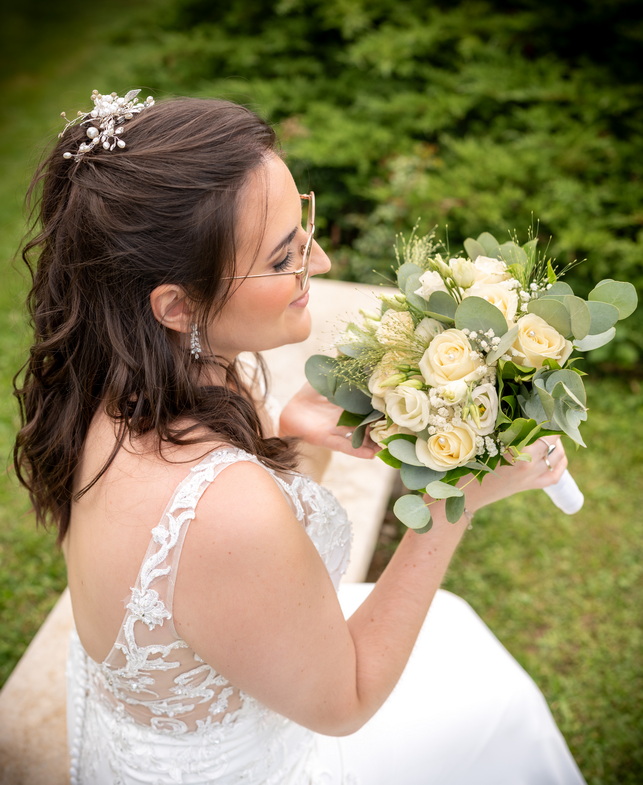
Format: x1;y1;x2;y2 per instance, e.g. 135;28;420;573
414;270;449;300
384;385;431;432
465;383;499;435
439;380;469;404
471;255;512;285
369;419;413;447
419;329;485;387
375;309;414;346
127;588;171;630
415;422;478;471
448;257;477;288
414;317;444;347
511;313;573;369
464;282;519;322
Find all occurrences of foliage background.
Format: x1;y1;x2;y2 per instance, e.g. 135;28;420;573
0;1;641;782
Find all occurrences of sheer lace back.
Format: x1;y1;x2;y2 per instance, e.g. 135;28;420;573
85;447;352;736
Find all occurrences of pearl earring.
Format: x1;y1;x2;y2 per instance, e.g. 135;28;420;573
190;323;202;360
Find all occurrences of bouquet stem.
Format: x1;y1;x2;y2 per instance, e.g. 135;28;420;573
543;469;584;514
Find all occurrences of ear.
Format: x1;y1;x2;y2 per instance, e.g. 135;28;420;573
150;284;193;335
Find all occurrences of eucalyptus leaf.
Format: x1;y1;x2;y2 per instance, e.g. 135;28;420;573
387;436;425;466
485;325;519;364
574;327;617;351
334;384;373;415
544;281;574;299
476;232;501;258
464;460;495;474
455;296;508;336
586;301;619;335
425;481;463;499
528;298;572;337
393;494;432;531
305;355;340;399
351;422;368;448
376;448;403;469
445;494;466;523
464;238;486;260
566;295;591;340
336;342;367;359
427;291;457;320
589;280;638;319
499;241;528;266
400;463;445;491
405;271;430;311
397;262;423;290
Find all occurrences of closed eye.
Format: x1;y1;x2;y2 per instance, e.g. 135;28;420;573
273;249;295;272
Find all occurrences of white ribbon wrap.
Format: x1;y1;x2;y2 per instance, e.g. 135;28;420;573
543;469;584;514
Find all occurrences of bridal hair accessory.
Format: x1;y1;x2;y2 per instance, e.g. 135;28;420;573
60;89;155;161
190;323;202;360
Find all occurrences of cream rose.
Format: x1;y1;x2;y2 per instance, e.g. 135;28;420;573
419;329;485;387
384;385;431;432
511;313;573;369
471;255;511;285
414;317;444;347
368;351;407;411
464;282;519;322
415;423;478;471
414;270;449;300
369;419;413;447
439;379;469;404
466;383;499;435
375;309;414;346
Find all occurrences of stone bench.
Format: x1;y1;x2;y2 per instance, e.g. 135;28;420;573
0;279;396;785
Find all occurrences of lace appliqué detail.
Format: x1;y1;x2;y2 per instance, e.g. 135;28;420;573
69;446;353;784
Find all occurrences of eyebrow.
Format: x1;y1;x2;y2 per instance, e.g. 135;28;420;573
268;227;298;260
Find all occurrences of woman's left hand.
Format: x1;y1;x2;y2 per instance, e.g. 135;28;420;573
280;383;378;459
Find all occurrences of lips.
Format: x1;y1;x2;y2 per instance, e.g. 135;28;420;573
290;290;309;308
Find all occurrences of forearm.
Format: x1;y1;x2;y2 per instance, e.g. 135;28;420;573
340;500;469;733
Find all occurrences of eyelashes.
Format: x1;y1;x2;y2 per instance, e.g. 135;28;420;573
273;249;295;272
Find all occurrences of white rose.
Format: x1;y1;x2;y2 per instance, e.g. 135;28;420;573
472;255;511;285
375;309;414;346
415;423;478;471
466;383;499;435
369;419;414;447
419;329;485;387
448;257;477;288
464;282;519;322
414;317;444;347
439;380;469;404
511;313;573;369
414;270;449;300
384;385;431;432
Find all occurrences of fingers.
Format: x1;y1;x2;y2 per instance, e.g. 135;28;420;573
328;428;378;459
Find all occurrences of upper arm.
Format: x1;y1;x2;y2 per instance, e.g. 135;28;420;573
172;460;358;733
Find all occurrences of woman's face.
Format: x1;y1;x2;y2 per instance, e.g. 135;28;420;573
206;155;330;360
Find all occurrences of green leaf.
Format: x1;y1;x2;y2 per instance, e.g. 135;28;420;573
574;327;617;351
455;296;508;337
499;241;528;266
485;325;519;364
393;494;432;531
397;262;423;290
305;355;340;399
445;494;466;523
337;410;364;427
400;463;445;491
387;435;425;466
566;295;591;340
333;384;372;415
404;271;430;311
464;460;495;474
476;232;502;258
586;301;619;335
528;298;572;337
588;280;638;319
376;448;402;469
545;281;575;299
426;291;457;320
425;481;464;499
464;238;486;260
498;417;540;447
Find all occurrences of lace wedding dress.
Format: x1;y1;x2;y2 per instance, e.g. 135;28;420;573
66;447;586;784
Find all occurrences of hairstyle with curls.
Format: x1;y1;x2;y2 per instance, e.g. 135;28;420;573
14;96;299;544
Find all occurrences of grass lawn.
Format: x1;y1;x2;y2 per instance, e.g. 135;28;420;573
0;4;641;783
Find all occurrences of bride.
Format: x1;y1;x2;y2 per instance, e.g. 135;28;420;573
14;92;585;784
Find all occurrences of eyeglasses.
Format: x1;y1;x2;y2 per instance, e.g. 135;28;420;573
225;192;315;290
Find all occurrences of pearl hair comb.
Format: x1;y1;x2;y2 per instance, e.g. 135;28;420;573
60;89;154;161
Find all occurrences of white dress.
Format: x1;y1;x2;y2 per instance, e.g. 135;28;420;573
66;447;586;784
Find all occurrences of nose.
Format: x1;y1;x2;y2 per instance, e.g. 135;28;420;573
309;239;331;277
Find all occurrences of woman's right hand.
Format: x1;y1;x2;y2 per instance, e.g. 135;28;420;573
457;436;568;514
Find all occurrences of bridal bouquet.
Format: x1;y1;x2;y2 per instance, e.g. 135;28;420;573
305;229;637;531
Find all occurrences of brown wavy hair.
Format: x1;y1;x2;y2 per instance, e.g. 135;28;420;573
14;96;298;544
